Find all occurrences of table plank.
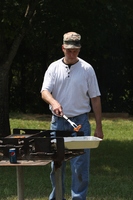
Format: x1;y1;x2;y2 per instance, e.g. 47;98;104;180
0;160;51;166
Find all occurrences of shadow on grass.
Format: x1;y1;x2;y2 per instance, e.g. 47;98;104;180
0;139;133;200
89;139;133;199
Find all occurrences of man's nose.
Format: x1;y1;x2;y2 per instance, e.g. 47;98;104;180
70;52;75;56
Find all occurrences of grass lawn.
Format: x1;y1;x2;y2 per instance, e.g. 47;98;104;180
0;113;133;200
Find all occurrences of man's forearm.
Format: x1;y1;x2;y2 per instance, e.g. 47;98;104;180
41;90;56;106
91;96;102;129
91;96;104;138
41;90;63;116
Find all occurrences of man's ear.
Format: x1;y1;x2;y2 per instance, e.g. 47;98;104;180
62;45;65;52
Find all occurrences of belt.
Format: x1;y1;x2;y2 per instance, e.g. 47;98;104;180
53;113;87;119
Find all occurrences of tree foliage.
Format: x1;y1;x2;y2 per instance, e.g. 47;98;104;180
0;0;133;135
0;0;39;136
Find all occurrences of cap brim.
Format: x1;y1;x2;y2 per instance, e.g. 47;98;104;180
63;44;81;49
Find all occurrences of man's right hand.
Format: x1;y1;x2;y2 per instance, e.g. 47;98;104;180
52;101;63;116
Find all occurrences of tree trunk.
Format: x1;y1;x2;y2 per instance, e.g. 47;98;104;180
0;1;38;136
0;69;11;136
0;31;26;136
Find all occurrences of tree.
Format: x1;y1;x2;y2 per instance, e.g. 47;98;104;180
0;1;39;136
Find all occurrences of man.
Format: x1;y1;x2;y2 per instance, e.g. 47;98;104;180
41;31;104;200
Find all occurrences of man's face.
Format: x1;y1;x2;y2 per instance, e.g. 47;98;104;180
62;45;80;63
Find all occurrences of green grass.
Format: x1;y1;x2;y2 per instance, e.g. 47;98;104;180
0;114;133;200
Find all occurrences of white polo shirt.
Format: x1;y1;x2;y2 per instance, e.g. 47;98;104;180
41;57;101;117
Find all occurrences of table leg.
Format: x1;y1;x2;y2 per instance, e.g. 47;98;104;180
16;166;24;200
55;167;62;200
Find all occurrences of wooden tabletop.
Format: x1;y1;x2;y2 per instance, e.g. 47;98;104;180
0;160;51;166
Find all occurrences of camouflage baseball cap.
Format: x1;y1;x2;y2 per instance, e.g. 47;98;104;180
63;32;81;49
